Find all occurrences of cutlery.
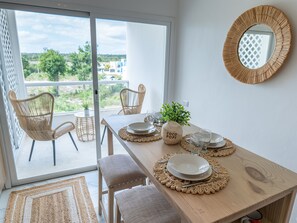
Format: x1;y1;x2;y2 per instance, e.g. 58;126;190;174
182;178;221;188
157;159;168;164
213;145;233;152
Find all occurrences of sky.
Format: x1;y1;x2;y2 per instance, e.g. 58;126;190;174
15;11;127;54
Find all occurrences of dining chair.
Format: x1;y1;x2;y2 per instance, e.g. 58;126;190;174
100;84;146;144
115;185;181;223
8;90;78;166
98;154;147;223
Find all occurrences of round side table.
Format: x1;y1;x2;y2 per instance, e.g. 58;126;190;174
74;111;95;142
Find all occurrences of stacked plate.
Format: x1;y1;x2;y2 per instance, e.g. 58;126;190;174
127;122;156;135
167;154;212;181
208;133;226;149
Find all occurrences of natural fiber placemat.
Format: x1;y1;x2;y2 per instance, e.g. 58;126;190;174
119;126;162;142
180;135;236;157
154;154;230;195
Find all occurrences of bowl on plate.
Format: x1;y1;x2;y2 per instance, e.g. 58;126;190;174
167;154;210;176
128;122;155;132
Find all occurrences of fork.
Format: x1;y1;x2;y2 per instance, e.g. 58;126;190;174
213;145;233;152
182;178;221;188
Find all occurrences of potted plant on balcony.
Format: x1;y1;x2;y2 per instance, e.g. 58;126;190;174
160;102;191;145
82;102;90;116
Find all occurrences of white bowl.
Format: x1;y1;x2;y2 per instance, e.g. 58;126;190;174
126;127;156;135
167;164;212;181
128;122;154;132
167;154;210;176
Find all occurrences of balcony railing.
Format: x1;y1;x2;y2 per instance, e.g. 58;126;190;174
24;80;129;113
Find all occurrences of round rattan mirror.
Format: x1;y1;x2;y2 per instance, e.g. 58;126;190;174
223;5;291;84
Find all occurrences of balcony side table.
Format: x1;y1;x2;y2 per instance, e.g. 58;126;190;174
74;110;95;142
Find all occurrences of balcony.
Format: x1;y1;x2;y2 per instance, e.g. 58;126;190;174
15;80;129;180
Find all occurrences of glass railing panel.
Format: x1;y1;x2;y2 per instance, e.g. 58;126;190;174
24;80;129;113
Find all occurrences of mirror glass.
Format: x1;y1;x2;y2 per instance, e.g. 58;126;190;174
238;24;275;69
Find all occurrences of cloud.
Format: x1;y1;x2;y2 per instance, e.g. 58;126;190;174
15;11;126;54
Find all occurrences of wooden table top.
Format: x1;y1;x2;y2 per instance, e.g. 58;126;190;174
103;114;297;223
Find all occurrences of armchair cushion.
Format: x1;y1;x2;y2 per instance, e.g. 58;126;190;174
53;121;75;139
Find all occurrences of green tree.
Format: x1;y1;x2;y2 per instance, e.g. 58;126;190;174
22;55;39;78
69;42;92;81
21;55;31;78
39;49;66;95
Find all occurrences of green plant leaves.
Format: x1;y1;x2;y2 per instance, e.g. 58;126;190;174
160;102;191;126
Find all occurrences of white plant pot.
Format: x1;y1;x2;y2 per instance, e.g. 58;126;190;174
84;109;90;116
161;121;183;145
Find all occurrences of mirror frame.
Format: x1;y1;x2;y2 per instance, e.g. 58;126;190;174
223;5;291;84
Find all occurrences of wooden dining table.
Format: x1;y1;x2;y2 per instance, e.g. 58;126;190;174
103;114;297;223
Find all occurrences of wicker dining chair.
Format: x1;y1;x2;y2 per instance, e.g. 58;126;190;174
98;154;147;223
8;90;78;166
100;84;146;144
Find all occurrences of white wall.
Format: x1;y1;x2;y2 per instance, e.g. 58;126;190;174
175;0;297;222
126;22;167;112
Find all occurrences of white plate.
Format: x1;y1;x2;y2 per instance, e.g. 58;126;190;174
210;133;224;144
128;122;154;132
167;154;210;176
126;127;156;135
167;164;212;181
208;139;226;149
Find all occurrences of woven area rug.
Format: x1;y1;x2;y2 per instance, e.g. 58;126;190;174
4;176;98;223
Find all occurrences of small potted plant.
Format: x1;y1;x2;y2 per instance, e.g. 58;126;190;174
160;102;191;145
82;102;90;116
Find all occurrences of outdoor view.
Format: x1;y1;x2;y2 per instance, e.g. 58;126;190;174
16;11;128;112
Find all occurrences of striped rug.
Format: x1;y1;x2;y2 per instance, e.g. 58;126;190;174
4;176;98;223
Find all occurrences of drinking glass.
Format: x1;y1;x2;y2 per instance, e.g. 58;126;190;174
189;129;212;155
145;110;156;125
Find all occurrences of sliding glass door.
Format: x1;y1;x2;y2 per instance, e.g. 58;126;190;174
0;3;171;187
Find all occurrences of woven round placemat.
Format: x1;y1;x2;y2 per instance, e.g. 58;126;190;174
180;135;236;157
118;127;162;142
154;154;230;195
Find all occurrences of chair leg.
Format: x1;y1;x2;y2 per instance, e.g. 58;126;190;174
52;140;56;166
108;189;115;223
98;167;103;216
68;132;78;151
101;126;107;145
115;202;121;223
28;140;35;161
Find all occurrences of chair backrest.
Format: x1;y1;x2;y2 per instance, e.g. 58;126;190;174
8;90;54;140
120;84;146;115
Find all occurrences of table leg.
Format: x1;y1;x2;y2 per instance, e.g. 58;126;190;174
107;128;114;155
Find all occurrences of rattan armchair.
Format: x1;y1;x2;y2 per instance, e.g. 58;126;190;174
120;83;146;115
100;84;146;144
8;90;78;166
